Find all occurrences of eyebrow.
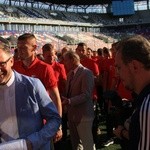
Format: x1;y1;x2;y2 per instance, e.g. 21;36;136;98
0;57;12;64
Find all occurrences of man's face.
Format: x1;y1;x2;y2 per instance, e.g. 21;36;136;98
17;39;36;60
0;49;13;85
87;49;93;58
76;45;87;58
43;50;56;64
115;52;134;91
63;56;73;72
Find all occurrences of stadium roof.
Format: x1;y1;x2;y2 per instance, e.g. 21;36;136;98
36;0;111;5
35;0;147;6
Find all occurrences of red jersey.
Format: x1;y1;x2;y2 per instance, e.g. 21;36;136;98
91;56;99;62
80;57;99;76
13;58;57;90
80;57;100;101
102;58;132;100
102;58;115;90
51;61;67;94
96;56;104;74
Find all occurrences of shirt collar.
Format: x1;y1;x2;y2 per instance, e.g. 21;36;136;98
73;64;81;75
0;71;15;88
7;71;15;87
22;57;38;69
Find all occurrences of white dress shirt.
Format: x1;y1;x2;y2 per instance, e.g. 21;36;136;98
0;71;19;142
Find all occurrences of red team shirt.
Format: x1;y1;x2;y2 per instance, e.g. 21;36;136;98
80;57;100;100
102;58;132;100
13;58;57;90
102;58;115;90
51;61;67;94
80;57;99;76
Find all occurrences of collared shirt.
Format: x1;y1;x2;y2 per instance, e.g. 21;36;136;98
67;64;81;101
51;61;67;94
73;64;81;75
80;57;99;76
13;58;57;90
0;71;19;142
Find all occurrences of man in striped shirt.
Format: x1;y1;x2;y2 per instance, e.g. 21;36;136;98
114;35;150;150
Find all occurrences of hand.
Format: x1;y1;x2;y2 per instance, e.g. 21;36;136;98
26;139;33;150
61;96;69;105
113;125;124;139
53;129;63;143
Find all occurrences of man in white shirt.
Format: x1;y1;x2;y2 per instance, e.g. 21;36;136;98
0;43;61;150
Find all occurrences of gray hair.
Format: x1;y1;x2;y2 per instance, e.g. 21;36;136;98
63;50;80;63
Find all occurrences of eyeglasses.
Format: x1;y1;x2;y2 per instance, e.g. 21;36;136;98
0;57;12;68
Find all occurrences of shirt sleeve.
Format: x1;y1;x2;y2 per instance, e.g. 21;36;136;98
43;65;58;90
26;78;61;150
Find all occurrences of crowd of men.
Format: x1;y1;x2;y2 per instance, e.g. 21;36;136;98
0;33;149;150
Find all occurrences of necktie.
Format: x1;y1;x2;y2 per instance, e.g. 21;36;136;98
67;71;74;98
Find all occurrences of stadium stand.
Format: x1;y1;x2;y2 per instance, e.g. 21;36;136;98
0;0;149;52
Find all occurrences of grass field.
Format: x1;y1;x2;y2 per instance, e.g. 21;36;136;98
96;119;121;150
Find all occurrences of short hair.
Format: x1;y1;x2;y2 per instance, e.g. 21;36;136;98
61;46;69;55
0;43;12;56
87;47;92;52
103;47;110;55
116;35;150;69
42;43;54;53
77;42;87;47
97;48;103;56
18;33;36;41
63;50;80;63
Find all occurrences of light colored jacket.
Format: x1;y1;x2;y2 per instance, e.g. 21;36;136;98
14;71;61;150
66;65;95;122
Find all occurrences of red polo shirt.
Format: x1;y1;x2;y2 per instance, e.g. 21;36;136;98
51;61;67;94
102;58;115;90
13;58;57;90
80;57;99;76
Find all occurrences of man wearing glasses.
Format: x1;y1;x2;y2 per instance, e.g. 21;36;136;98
0;43;61;149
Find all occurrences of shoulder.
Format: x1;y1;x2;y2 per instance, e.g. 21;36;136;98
141;93;150;107
14;70;42;86
53;62;64;69
80;65;93;76
13;60;22;69
35;58;49;67
36;59;54;72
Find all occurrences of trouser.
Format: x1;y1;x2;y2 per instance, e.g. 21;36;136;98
68;120;96;150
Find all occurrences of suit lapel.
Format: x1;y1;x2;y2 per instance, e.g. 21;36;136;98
66;65;84;97
14;72;30;137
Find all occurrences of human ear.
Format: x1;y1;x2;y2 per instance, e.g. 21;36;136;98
130;60;142;73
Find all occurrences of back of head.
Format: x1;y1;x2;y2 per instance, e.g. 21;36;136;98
61;46;69;55
116;35;150;70
97;48;103;56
